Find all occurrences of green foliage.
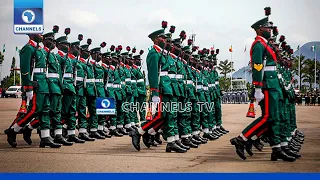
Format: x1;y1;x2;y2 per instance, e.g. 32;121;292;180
0;72;20;88
0;52;4;65
219;76;231;91
217;59;235;78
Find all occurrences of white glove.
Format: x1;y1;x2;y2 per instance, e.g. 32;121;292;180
254;88;264;103
152;96;160;103
26;91;34;104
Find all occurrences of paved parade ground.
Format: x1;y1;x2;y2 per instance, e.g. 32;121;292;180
0;98;319;172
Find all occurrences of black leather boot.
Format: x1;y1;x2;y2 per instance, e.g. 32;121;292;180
154;133;162;145
176;140;190;150
166;142;187;153
149;135;158;147
289;144;301;152
281;145;301;158
62;128;68;138
203;133;218;141
216;127;226;135
22;126;33;145
97;130;106;137
190;136;201;145
212;129;223;137
68;135;85;143
271;147;296;162
125;127;135;133
245;140;254;156
252;139;263;151
89;131;105;139
54;134;73;146
5;128;17;148
181;138;198;148
193;134;207;144
118;128;129;135
129;129;141;151
296;130;304;138
109;129;123;137
78;133;95;141
39;137;61;148
142;133;151;148
230;136;247;160
292;137;304;144
220;126;229;133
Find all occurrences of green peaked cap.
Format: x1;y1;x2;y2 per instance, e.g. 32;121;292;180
80;44;89;51
251;17;272;30
120;52;129;56
90;47;101;53
102;52;111;57
111;52;117;57
172;38;180;45
56;36;69;44
71;41;80;47
182;45;191;53
133;55;141;59
43;32;55;40
148;29;165;40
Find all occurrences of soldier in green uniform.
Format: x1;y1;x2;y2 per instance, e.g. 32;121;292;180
81;40;104;139
130;21;187;153
5;34;61;148
107;47;125;137
90;42;108;139
132;50;146;128
211;50;229;136
230;15;296;162
56;28;85;143
77;39;97;141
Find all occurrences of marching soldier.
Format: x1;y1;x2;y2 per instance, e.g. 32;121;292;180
90;42;107;139
230;14;296;162
5;33;61;148
130;22;187;153
56;28;85;143
77;39;97;141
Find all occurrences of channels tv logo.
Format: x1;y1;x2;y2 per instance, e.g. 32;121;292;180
96;97;116;115
14;0;44;34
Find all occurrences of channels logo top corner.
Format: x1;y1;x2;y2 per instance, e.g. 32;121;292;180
14;0;44;34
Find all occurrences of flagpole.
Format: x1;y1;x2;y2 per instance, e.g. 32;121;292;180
244;46;247;85
298;46;301;91
315;48;317;91
231;50;233;90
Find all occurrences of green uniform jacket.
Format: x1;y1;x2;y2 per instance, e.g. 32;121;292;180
251;36;280;89
84;58;97;97
74;58;86;97
146;45;173;97
123;64;134;96
20;42;49;93
43;47;62;94
113;66;124;101
167;54;180;97
175;56;187;97
132;64;146;96
57;51;76;94
185;65;197;100
94;62;106;97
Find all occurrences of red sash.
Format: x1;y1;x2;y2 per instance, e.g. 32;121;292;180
250;36;277;65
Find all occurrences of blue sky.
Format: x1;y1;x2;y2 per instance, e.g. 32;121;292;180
0;0;319;82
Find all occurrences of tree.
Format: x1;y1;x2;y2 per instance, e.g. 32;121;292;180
217;59;235;78
301;58;320;90
0;52;4;65
0;72;20;88
219;77;231;91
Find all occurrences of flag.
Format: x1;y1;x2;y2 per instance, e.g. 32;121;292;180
244;45;247;52
229;45;233;52
2;44;5;53
311;45;316;52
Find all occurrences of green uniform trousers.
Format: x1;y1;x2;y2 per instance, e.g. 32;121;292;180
279;99;290;142
289;102;297;133
76;95;87;129
242;89;281;146
205;91;215;130
214;95;222;126
87;96;98;130
161;95;175;139
50;93;62;130
124;94;135;126
178;96;191;136
15;92;50;130
191;98;201;133
136;95;146;125
172;96;179;135
62;91;77;130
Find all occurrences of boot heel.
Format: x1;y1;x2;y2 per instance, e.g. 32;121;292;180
230;139;235;145
166;148;172;152
39;143;46;148
271;154;278;161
